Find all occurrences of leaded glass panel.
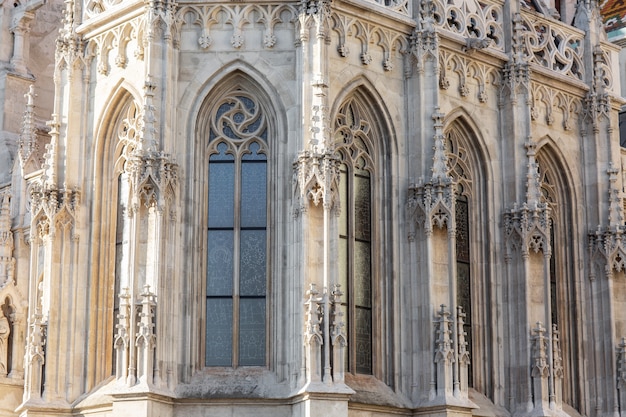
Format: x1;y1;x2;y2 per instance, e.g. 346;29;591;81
239;230;266;296
334;96;375;375
208;153;234;229
354;174;371;242
241;151;266;228
456;198;470;263
355;306;372;374
206;86;268;368
354;241;371;308
206;298;234;366
207;230;234;296
239;298;266;366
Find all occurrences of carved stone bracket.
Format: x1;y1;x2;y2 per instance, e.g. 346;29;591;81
293;150;340;215
125;151;178;216
504;202;551;261
408;27;438;77
29;184;80;243
582;90;610;134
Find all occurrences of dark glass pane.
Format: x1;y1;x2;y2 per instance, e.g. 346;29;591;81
208;160;234;228
239;298;266;366
457;262;471;317
354;174;371;242
355;306;372;374
240;230;266;296
339;167;348;235
241;148;267;228
206;298;233;366
207;230;234;296
456;198;470;263
354;241;371;308
338;237;348;293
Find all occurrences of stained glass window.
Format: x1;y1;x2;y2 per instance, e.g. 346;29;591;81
455;195;472;386
206;90;267;367
335;98;374;375
447;128;474;388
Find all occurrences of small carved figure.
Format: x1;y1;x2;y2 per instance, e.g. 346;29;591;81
0;309;10;375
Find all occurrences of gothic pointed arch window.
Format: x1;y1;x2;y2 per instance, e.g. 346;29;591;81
445;120;492;396
333;92;386;376
110;98;139;374
536;148;580;410
204;86;268;367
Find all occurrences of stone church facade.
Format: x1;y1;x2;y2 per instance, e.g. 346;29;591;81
0;0;625;416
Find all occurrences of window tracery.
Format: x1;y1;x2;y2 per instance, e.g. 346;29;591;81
536;152;579;409
205;88;268;367
334;97;375;375
446;126;474;387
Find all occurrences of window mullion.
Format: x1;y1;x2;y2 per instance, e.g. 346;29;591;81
348;176;356;374
233;154;242;368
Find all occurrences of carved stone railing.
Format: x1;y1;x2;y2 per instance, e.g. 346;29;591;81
360;0;409;16
428;0;505;52
517;10;585;82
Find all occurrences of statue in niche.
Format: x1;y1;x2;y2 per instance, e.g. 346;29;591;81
0;308;9;376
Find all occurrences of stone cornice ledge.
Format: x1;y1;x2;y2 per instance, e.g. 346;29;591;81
76;0;145;39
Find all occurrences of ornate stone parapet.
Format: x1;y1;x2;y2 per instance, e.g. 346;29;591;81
517;9;584;82
427;0;504;53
